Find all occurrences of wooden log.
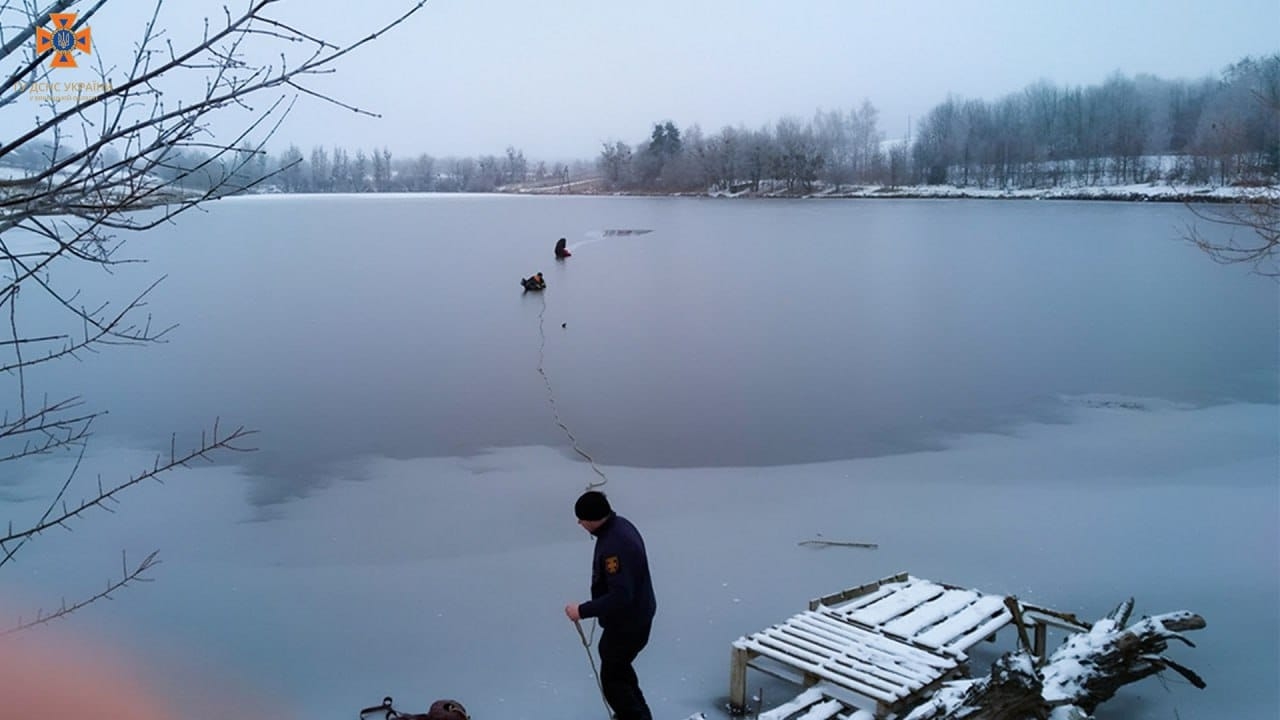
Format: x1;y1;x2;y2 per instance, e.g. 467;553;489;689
901;653;1047;720
798;539;880;549
1003;596;1034;654
901;601;1206;720
1040;607;1206;713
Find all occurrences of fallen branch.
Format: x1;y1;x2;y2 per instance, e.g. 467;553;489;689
798;538;878;550
903;599;1206;719
1041;602;1207;712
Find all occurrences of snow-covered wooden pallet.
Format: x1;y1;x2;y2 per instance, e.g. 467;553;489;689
814;573;1090;662
816;574;1014;657
731;606;959;717
730;572;1042;718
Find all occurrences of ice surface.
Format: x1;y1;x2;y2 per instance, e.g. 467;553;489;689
2;401;1276;719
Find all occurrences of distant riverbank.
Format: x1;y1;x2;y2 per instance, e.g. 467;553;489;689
512;177;1270;203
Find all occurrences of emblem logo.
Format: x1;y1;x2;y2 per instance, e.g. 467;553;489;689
36;13;92;69
605;556;620;574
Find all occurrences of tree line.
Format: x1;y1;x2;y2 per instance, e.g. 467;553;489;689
162;52;1280;194
601;54;1278;193
911;54;1279;188
138;143;590;194
10;54;1269;196
596;104;891;193
265;144;569;194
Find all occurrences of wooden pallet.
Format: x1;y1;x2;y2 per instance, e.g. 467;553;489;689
731;572;1051;718
731;607;959;717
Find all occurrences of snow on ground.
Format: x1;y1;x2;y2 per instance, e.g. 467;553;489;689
8;158;1268;204
714;181;1270;202
3;398;1275;719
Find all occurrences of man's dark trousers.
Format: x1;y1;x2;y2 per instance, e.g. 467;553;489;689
598;623;653;720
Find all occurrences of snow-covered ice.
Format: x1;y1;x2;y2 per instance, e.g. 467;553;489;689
3;398;1274;719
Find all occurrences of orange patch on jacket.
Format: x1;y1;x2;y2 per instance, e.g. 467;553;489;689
605;556;620;574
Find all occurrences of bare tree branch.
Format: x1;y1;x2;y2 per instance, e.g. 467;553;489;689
1183;188;1280;276
1;421;256;563
1;0;428;633
1180;85;1280;277
1;550;159;636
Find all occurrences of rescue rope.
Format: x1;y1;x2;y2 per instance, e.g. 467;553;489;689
574;618;612;718
537;293;608;491
537;286;610;718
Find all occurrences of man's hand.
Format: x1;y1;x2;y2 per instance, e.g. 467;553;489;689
564;602;582;621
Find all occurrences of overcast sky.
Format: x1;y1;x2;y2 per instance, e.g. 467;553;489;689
12;0;1280;162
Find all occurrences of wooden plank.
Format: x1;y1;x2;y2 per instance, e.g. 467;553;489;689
788;614;896;654
814;583;900;614
881;589;980;638
845;581;946;626
748;633;835;672
737;611;959;705
1020;602;1091;632
808;572;910;611
825;651;941;696
800;612;956;669
756;626;908;695
745;621;947;702
941;612;1015;654
796;699;846;720
788;615;951;688
757;687;827;720
1004;596;1034;652
889;666;960;718
911;595;1011;651
739;635;901;704
767;627;865;669
767;626;911;696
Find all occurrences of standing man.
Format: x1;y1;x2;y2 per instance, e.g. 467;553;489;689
565;491;656;720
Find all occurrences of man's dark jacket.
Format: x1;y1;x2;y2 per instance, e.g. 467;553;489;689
578;514;656;631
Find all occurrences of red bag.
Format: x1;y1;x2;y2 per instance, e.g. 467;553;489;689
423;700;469;720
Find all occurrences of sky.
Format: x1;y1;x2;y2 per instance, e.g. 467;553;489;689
6;0;1280;162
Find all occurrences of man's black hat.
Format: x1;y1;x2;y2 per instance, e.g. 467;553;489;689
574;490;612;521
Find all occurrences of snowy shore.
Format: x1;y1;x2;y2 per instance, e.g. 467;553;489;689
513;177;1274;203
727;182;1267;202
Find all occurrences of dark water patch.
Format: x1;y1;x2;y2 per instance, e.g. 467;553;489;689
16;195;1276;507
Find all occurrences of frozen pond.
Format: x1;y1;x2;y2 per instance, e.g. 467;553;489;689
2;195;1277;719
